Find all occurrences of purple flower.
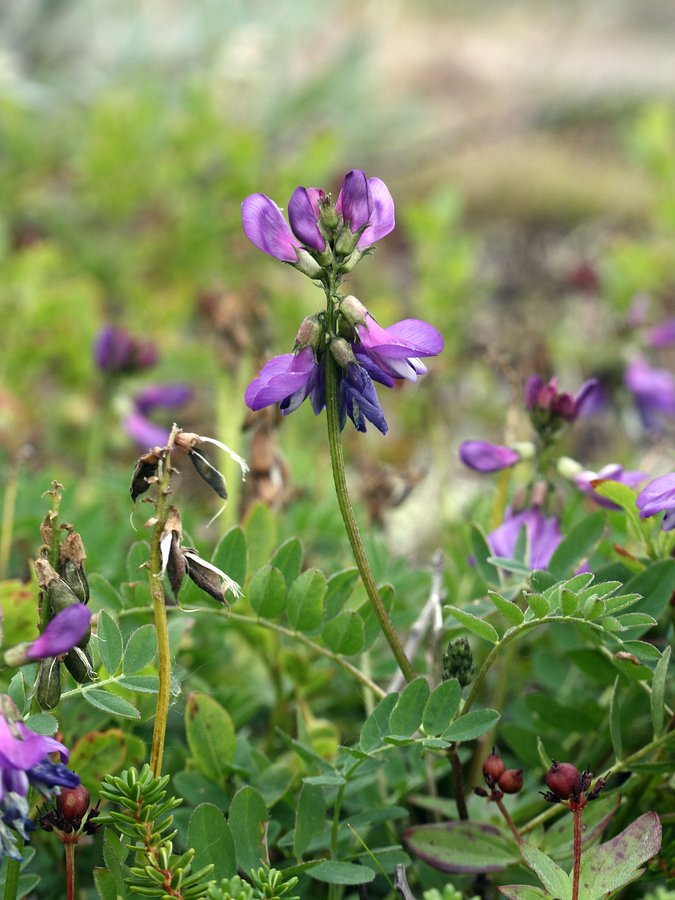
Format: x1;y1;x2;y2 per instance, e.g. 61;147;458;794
245;347;388;434
636;473;675;531
94;325;157;374
525;375;600;440
488;508;562;570
354;313;444;382
4;605;91;668
124;383;193;449
624;358;675;429
459;441;521;473
241;170;395;266
647;318;675;348
0;696;79;860
575;464;647;510
336;170;395;249
245;347;321;413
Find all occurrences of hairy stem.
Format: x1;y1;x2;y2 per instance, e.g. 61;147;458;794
324;351;413;683
148;425;180;777
496;796;522;844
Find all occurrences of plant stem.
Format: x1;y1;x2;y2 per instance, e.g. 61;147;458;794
324;350;413;683
148;426;179;777
448;744;469;820
65;840;76;900
496;796;522;844
571;805;582;900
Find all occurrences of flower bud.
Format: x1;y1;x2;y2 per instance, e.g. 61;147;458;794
330;338;357;370
294;315;324;352
442;637;475;686
482;750;505;783
319;194;338;230
545;761;582;801
498;769;524;794
293;248;325;280
57;784;90;825
338;295;369;327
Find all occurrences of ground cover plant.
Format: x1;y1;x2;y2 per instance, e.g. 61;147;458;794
1;2;675;898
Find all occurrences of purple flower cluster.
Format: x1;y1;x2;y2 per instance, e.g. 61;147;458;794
242;169;395;274
245;301;443;434
242;172;443;433
0;696;79;862
525;375;600;437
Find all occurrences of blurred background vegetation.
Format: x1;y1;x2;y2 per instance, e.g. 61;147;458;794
1;0;675;590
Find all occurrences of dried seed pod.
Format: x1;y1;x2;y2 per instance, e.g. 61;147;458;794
60;559;90;605
183;547;241;606
166;533;187;597
189;449;228;500
130;448;163;501
35;657;62;710
64;646;94;683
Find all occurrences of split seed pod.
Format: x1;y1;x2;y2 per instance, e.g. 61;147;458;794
35;657;62;710
130;447;163;501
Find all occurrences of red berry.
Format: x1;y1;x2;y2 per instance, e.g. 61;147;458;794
545;762;582;800
57;784;90;823
482;751;505;783
498;768;524;794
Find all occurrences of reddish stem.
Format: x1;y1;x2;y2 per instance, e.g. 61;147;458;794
65;840;76;900
572;804;583;900
495;796;522;844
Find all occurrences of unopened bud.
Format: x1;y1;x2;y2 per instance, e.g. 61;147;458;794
293;248;325;280
498;769;524;794
330;338;357;370
442;637;476;687
482;750;505;784
294;316;324;351
338;295;369;327
318;194;338;230
545;761;582;801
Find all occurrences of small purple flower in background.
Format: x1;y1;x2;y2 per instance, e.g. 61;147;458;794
0;695;79;861
94;325;158;374
488;507;562;570
624;358;675;429
459;440;530;473
3;605;91;668
525;375;600;439
636;473;675;531
124;384;193;449
241;169;395;272
647;318;675;348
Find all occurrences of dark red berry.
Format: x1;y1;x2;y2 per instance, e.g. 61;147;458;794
545;761;582;801
57;784;90;823
498;768;524;794
482;750;505;783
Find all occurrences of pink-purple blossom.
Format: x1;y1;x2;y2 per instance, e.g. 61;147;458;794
123;384;193;449
0;696;79;860
25;605;91;662
636;472;675;531
241;169;395;265
459;441;521;473
488;507;562;570
354;314;444;382
624;358;675;429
